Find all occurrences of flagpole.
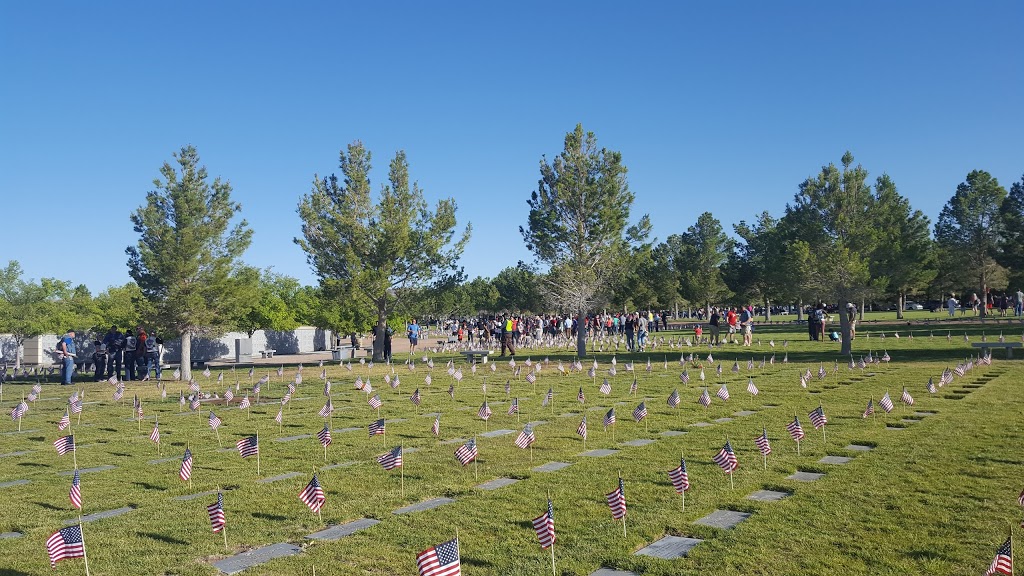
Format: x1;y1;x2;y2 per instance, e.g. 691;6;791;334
187;441;193;490
681;449;686;512
220;487;228;549
256;432;261;476
73;439;78;471
78;516;91;576
400;444;405;498
547;490;556;576
619;472;626;538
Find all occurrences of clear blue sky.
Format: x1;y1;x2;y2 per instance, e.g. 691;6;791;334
2;1;1021;294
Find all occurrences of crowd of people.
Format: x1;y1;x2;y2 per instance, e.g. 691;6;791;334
55;325;164;385
946;290;1024;317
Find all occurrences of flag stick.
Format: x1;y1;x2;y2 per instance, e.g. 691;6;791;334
763;452;767;471
187;441;193;490
400;444;405;498
78;517;91;576
215;427;221;448
729;469;734;490
72;442;78;470
796;438;801;456
256;432;261;476
619;472;626;537
323;441;327;463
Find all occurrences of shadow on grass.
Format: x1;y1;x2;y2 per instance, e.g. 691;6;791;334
133;481;164;491
252;512;287;521
0;569;32;576
33;501;64;511
138;531;189;546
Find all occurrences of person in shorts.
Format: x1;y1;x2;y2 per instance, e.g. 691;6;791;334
407;318;420;353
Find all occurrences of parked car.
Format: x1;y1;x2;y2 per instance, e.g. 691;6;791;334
904;301;924;310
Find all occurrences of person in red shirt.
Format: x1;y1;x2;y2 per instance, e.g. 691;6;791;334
726;308;738;344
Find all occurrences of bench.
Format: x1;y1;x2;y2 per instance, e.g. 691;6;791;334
331;346;357;361
259;349;277;359
971;342;1021;358
460;350;491;364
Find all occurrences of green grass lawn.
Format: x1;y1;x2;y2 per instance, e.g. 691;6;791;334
1;326;1021;575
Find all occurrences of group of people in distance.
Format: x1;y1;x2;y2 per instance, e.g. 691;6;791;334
699;305;755;347
54;325;164;385
947;290;1024;317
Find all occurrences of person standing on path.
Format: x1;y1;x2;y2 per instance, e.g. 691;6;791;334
407;319;420;354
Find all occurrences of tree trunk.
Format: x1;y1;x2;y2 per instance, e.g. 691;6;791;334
980;275;988;322
796;299;804;322
763;298;771;323
576;311;587;358
373;312;387;362
14;336;24;370
180;331;193;382
896;293;904;320
859;299;865;322
673;301;678;323
839;304;853;356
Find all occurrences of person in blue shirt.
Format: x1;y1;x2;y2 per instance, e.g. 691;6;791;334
56;329;77;385
407;319;420;354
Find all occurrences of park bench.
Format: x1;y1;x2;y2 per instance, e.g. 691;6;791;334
258;349;277;359
971;341;1021;358
331;345;357;361
460;350;491;364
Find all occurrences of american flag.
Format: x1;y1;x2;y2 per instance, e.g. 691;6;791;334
320;368;327;381
209;411;222;430
189;380;201;393
295;373;304;385
107;375;118;386
317;424;332;447
207;492;226;533
632;402;647;422
787;416;805;441
809;406;827;429
179;391;185;406
514;425;535;449
532;499;556;549
150;421;161;443
454;438;477;466
1017;488;1024;507
600;379;611;395
70;398;83;414
54;435;75;456
985;536;1012;575
319;398;335;417
46;525;85;568
667;388;681;408
940;368;953;385
236;436;259;458
254;376;267;394
900;387;914;406
113;386;124;401
277;365;284;377
699;368;706;381
629;378;638;395
299;474;326;513
818;364;827;379
577;416;587;440
173;368;181;380
416;538;461;576
699;388;711;407
368;394;382;410
879;392;894;413
179;448;193;481
588;366;596;379
431;414;440;437
747;379;759;396
525;371;536;385
478;402;492;420
453;368;463;382
680;370;690;384
239;395;251;410
668;458;690;493
862;399;874;418
447;383;455;399
355;377;364;391
218;372;224;383
504;380;511;395
732;361;740;373
605;477;626;520
274;408;283;424
408;388;421;406
69;469;82;509
716;363;723;377
542;387;553;406
713;440;738;473
224;389;234;403
190;395;202;412
58;410;71;431
323;380;331;396
755;427;772;456
578;387;586;404
927;378;937;394
202;367;211;378
508;398;519;415
369;418;385;436
604;408;616;428
717;384;730;401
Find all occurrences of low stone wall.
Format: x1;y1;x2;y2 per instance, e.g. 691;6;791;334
0;327;332;366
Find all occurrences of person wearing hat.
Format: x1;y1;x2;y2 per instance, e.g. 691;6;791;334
56;329;77;385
